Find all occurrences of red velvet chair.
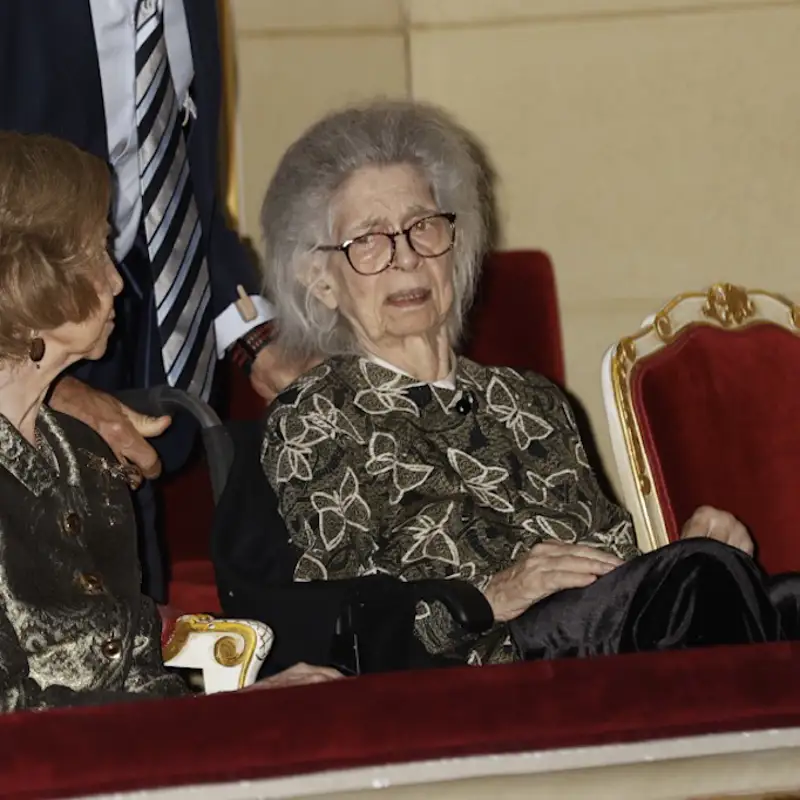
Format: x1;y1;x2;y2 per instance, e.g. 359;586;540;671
463;250;565;385
602;282;800;574
163;249;564;610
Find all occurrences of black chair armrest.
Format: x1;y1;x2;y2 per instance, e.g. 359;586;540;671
411;579;495;634
114;387;220;427
113;387;234;502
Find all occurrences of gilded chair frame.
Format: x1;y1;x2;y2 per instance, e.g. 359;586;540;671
162;614;273;693
601;283;800;553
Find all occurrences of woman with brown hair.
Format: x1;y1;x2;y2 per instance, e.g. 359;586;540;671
0;131;339;710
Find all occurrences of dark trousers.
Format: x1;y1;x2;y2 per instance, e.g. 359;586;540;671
510;538;800;660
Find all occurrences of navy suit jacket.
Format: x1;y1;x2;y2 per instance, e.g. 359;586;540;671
0;0;258;390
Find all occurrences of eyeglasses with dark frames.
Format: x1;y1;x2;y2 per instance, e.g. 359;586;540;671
317;212;457;275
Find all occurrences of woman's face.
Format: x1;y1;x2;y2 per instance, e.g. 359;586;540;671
314;164;455;353
44;245;123;364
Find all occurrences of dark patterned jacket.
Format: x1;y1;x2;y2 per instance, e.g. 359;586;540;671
262;356;639;665
0;407;187;711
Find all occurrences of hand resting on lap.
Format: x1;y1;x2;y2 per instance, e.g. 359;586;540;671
485;506;752;625
483;542;624;623
242;662;344;691
680;505;754;556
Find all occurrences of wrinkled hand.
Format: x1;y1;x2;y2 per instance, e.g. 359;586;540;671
484;542;624;623
49;376;171;481
680;505;754;556
249;343;322;405
242;662;344;691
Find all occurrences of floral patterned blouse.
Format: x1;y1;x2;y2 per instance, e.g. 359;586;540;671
261;355;639;665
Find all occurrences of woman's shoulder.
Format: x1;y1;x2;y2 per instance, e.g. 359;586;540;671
262;356;365;446
261;357;368;465
268;356;362;415
46;408;116;459
43;408;141;494
457;357;566;403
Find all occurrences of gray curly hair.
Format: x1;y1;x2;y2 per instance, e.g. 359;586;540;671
259;99;492;358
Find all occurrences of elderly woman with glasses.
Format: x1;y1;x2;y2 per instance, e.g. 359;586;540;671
260;100;800;668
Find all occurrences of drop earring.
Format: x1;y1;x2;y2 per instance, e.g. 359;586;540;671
29;337;45;367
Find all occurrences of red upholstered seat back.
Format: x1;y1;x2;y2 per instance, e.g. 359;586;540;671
632;323;800;574
463;250;564;385
164;249;564;607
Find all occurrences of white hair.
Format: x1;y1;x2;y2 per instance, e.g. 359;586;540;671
259;99;493;358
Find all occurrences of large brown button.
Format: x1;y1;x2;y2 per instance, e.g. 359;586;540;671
61;512;82;536
101;638;122;660
76;572;104;595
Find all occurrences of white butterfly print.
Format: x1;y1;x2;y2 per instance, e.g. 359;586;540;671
310;467;371;551
522;515;579;543
305;394;364;444
486;376;553;450
401;502;460;566
446;448;514;513
272;414;330;483
519;468;577;508
364;432;433;504
294;552;329;581
592;520;634;556
353;361;420;417
575;439;591;469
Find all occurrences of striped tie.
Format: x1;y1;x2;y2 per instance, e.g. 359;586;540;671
134;0;216;399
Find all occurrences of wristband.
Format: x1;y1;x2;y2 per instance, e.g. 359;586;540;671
230;321;276;374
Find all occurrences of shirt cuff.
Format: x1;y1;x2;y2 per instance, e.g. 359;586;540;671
213;296;276;357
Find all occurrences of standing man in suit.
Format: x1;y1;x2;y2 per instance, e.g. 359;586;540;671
0;0;308;601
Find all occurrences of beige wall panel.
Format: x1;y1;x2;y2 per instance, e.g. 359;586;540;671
411;7;800;301
235;34;407;243
561;301;665;491
231;0;402;33
407;0;787;26
411;5;800;483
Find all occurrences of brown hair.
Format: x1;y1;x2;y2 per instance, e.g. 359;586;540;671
0;131;112;360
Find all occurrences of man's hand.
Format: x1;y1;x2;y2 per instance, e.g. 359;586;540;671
49;376;171;480
249;343;322;405
681;505;754;556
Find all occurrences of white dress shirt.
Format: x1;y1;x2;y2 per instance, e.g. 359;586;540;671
89;0;273;357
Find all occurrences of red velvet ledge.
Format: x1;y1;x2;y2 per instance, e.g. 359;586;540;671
3;641;800;799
